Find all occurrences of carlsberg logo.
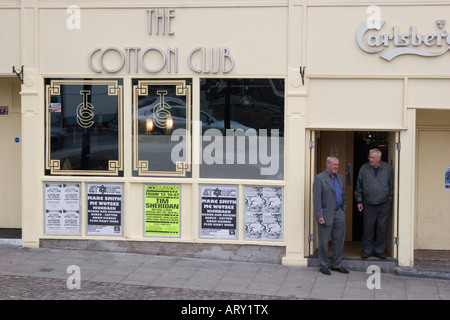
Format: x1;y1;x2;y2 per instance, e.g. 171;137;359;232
357;20;450;61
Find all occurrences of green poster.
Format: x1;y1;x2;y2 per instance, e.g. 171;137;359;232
144;184;180;237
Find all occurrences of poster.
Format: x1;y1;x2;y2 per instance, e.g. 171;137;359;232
445;166;450;190
44;182;81;235
48;103;61;112
86;183;123;236
144;184;180;237
244;186;283;241
200;185;238;239
0;106;8;115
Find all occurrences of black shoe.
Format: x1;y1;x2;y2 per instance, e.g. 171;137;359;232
319;267;331;275
361;253;370;259
374;252;386;259
330;266;349;274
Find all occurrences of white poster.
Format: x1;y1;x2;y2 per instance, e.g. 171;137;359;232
244;186;283;241
200;185;238;239
44;182;81;235
86;183;123;236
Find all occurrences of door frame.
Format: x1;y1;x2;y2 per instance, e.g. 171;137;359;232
387;131;400;258
305;129;400;259
305;130;317;256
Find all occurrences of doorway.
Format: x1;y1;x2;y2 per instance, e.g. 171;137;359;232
0;77;22;237
307;130;398;259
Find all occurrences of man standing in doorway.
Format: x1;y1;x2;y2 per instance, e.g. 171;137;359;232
355;148;393;259
313;156;348;275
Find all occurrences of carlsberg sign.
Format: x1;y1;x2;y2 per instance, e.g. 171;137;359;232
357;20;450;61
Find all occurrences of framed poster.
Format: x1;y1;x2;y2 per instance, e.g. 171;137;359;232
144;184;181;237
44;182;81;235
200;184;238;239
86;183;123;236
244;186;283;241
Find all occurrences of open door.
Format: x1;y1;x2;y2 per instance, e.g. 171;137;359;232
387;131;400;259
317;131;354;242
306;130;354;256
307;130;396;259
305;130;318;256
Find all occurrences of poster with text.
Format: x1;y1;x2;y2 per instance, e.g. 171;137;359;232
44;182;81;235
144;184;181;237
200;185;238;239
86;183;123;236
244;186;283;241
446;166;450;190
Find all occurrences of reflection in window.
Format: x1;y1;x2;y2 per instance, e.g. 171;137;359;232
133;79;192;177
45;79;123;176
200;79;284;180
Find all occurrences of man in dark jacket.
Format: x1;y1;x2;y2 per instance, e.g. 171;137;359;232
355;148;393;259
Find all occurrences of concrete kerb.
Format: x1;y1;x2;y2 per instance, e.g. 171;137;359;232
394;267;450;281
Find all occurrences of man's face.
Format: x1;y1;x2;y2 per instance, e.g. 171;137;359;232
327;159;339;175
368;152;381;168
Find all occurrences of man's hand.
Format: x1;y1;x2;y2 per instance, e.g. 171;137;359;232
357;203;363;212
317;218;325;225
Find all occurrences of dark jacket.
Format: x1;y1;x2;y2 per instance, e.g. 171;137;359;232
354;161;393;205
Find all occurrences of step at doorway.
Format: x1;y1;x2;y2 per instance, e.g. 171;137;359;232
308;241;397;273
0;228;22;246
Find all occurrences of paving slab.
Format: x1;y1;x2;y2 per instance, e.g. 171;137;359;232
0;245;449;301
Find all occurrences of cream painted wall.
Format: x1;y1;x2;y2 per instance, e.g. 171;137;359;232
38;5;288;75
0;77;22;228
307;4;450;76
408;79;450;109
415;110;450;250
0;5;20;74
416;130;450;250
307;78;404;129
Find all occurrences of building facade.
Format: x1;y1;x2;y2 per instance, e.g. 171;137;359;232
1;0;449;268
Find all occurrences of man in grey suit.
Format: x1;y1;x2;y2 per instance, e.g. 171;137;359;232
313;156;349;275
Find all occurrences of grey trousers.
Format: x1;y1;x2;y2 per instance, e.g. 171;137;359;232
362;201;391;256
317;208;346;269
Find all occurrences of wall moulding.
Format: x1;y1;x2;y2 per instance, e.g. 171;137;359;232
37;0;289;9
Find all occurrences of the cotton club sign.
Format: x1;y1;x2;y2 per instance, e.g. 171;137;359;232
88;8;235;74
356;19;449;61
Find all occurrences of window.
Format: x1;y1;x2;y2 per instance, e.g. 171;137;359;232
132;79;192;177
200;79;284;180
45;78;282;180
45;79;123;176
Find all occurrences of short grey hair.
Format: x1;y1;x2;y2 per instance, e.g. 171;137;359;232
326;156;339;164
369;148;382;158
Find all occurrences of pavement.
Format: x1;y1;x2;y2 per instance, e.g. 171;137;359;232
1;244;449;306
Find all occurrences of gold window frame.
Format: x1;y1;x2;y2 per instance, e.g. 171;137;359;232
45;79;124;176
133;80;191;176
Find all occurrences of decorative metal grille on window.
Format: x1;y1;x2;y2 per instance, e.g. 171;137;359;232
45;79;123;176
132;79;192;177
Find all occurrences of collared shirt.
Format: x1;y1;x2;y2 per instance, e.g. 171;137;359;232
327;171;343;209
